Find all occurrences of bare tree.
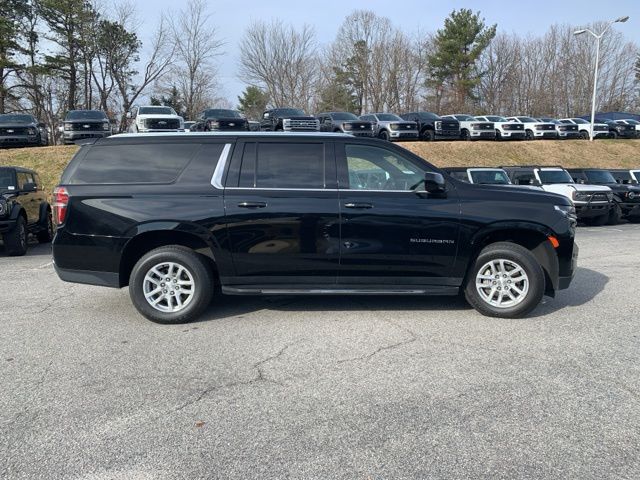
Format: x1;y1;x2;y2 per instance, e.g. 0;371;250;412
239;20;318;111
165;0;223;119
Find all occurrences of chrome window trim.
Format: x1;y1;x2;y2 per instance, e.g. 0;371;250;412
223;186;418;193
210;143;232;189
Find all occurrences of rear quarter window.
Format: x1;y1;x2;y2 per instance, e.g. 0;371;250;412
67;143;199;184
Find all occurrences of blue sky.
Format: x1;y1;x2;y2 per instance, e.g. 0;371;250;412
135;0;640;106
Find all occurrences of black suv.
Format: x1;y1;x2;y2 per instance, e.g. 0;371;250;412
190;109;249;132
400;112;460;141
52;133;578;323
0;167;54;255
567;168;640;223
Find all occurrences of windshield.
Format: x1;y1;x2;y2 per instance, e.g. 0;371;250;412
138;107;177;115
518;116;538;123
485;116;507;122
572;118;589;124
621;119;640;125
204;109;241;118
273;108;305;116
0;114;34;124
376;114;402;121
453;115;473;121
66;110;107;120
0;168;16;190
585;170;616;184
538;169;573;184
331;112;359;120
470;170;511;185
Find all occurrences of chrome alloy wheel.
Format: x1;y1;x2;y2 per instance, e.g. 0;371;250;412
475;259;529;308
143;262;195;313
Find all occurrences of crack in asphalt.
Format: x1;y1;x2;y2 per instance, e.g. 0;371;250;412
173;341;298;412
36;292;75;314
337;317;418;364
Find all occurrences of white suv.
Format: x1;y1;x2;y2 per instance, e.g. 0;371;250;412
127;106;184;133
506;116;557;140
503;166;614;225
475;115;525;140
558;118;609;140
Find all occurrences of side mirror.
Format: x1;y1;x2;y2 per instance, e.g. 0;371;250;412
531;179;542;186
424;172;446;194
126;111;132;119
577;178;585;184
22;182;37;193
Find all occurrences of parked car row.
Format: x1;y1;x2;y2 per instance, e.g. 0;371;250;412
444;166;640;226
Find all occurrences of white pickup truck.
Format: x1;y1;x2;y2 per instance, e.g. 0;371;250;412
441;114;495;141
475;115;525;140
127;106;184;133
505;116;557;140
558;118;609;140
502;166;614;225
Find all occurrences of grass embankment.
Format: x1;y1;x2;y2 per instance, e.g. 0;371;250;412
1;140;639;192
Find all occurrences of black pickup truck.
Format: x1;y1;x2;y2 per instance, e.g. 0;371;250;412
260;108;320;131
567;168;640;223
0;166;53;255
52;132;578;323
0;114;48;147
190;109;249;132
62;110;112;144
400;111;460;141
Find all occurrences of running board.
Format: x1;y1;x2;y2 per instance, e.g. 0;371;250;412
221;286;459;296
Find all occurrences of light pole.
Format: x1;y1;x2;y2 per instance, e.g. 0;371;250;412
574;16;629;141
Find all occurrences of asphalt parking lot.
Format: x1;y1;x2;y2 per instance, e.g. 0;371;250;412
1;224;639;479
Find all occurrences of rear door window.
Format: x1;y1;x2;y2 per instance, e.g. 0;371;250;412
68;143;199;184
238;142;326;189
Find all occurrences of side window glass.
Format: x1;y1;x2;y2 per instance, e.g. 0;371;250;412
247;142;325;189
344;144;425;191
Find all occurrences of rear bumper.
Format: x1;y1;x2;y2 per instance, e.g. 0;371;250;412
54;264;120;288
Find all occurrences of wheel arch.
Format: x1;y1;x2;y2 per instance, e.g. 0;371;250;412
465;223;559;296
119;227;219;288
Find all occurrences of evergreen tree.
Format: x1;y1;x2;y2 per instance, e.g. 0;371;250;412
427;9;496;112
0;0;30;112
237;85;269;120
317;67;358;113
151;86;186;117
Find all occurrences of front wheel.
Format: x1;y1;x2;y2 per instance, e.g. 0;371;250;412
421;129;435;141
606;204;622;225
129;246;214;324
378;130;390;141
464;242;545;318
525;130;534;140
461;129;471;141
579;131;589;140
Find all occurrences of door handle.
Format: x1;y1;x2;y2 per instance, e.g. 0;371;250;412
344;202;373;209
237;201;267;208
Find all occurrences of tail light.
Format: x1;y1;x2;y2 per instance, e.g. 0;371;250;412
53;186;69;225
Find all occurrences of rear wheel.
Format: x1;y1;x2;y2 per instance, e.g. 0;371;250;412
464;242;545;318
36;210;54;243
129;246;213;324
3;216;28;256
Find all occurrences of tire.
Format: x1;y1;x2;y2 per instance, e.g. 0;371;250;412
36;209;54;243
464;242;545;318
421;129;435;141
378;130;390;141
495;130;502;141
3;216;28;256
129;246;214;324
609;131;618;139
606;204;622;225
579;130;589;140
525;130;534;140
461;129;471;141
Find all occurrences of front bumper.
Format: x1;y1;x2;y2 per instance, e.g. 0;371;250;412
0;219;16;234
345;130;375;137
620;202;640;217
501;131;526;139
558;131;580;139
470;131;496;140
434;131;460;140
137;128;184;133
0;135;40;146
64;131;111;142
389;131;419;141
592;131;609;138
574;202;612;219
534;131;558;139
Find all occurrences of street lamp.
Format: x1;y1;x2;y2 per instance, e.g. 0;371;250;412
573;16;629;141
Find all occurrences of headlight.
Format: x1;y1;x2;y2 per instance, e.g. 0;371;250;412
434;121;442;129
64;123;72;131
102;122;110;131
208;120;220;129
343;123;353;131
389;123;399;131
606;193;613;201
628;191;637;199
555;204;576;218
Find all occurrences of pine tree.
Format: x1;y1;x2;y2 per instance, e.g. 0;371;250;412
317;67;358;113
237;85;269;120
0;0;30;113
151;86;186;118
427;9;496;112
